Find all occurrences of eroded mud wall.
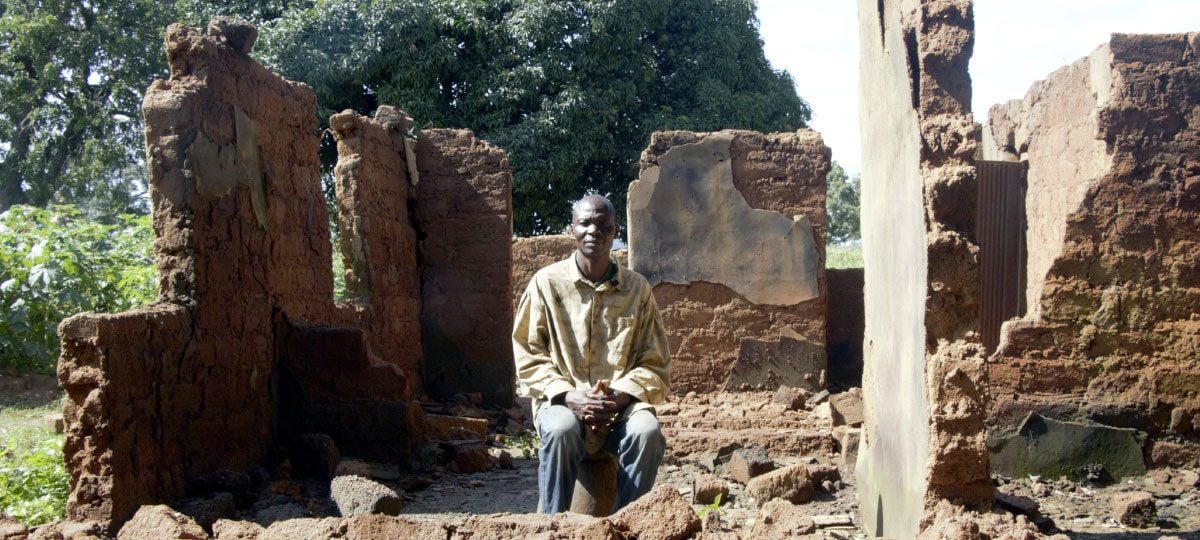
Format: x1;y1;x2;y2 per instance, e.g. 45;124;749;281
988;34;1200;461
57;22;332;529
856;0;991;536
629;130;829;394
416;130;515;406
330;108;423;381
986;47;1114;316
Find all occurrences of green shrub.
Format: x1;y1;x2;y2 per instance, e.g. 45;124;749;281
0;205;155;373
0;435;68;525
826;243;864;269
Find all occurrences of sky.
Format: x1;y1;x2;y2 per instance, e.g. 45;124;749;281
756;0;1200;177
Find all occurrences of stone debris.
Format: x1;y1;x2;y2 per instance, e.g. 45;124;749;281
609;485;701;540
0;519;27;540
330;475;403;517
745;464;815;506
424;414;489;440
251;502;310;527
172;492;236;533
1112;491;1156;528
335;459;372;478
827;388;863;427
211;519;265;539
116;506;207;540
989;413;1146;482
728;447;775;485
692;473;730;505
772;385;809;411
747;499;816;538
812;514;854;527
262;517;342;539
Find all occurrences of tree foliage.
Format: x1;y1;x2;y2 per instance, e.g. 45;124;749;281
826;162;860;245
0;0;176;214
0;205;155;373
256;0;811;234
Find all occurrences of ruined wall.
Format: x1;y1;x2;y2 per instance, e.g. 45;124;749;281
629;130;829;394
510;236;627;311
826;268;864;391
988;34;1200;460
330;107;423;380
986;48;1114;316
856;0;991;537
58;22;332;529
416;130;515;406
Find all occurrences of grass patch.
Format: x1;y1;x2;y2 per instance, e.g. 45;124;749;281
826;243;863;269
1;394;68;525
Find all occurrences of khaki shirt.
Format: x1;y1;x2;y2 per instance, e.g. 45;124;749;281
512;253;671;421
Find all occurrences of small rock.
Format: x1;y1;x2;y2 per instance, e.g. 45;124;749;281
331;475;404;516
808;389;830;406
1031;481;1049;497
610;485;701;540
497;450;515;470
172;492;235;532
448;442;494;473
117;505;207;540
701;510;721;532
1112;491;1156;528
336;459;372;478
0;518;27;540
289;433;339;479
812;514;853;527
828;388;863;427
807;464;840;485
728;447;775;485
821;480;835;492
189;470;254;507
262;517;342;539
748;499;815;538
42;414;64;434
772;386;808;411
995;491;1040;518
693;473;730;505
745;464;815;505
212;519;264;539
252;502;310;527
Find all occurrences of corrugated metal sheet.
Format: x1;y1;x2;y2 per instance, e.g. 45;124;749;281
977;160;1027;355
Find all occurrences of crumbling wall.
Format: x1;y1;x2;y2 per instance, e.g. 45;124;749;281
985;48;1114;316
629;130;829;394
329;107;423;380
58;22;332;529
511;236;576;312
416;130;515;406
987;34;1200;460
55;21;517;532
856;0;991;537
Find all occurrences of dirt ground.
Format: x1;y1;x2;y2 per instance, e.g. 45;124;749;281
3;374;1199;537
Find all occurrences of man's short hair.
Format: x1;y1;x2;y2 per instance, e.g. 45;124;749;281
571;194;615;222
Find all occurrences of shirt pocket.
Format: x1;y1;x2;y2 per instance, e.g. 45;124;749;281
608;316;636;372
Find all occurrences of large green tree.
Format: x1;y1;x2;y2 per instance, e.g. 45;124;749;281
0;0;175;214
257;0;811;234
826;162;860;244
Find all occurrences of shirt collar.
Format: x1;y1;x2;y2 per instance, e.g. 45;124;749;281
569;250;624;291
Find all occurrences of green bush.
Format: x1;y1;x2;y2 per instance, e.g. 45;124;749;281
0;435;69;525
826;243;864;269
0;205;155;373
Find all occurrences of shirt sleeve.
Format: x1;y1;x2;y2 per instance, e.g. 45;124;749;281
611;290;670;405
512;276;575;402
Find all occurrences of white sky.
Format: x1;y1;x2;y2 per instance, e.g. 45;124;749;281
756;0;1200;176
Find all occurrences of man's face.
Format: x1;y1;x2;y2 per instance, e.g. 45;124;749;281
571;199;617;260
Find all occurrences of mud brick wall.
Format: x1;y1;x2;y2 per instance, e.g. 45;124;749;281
629;130;829;395
986;34;1200;460
856;0;991;536
330;107;423;381
510;235;627;312
57;22;332;530
416;129;515;406
826;268;864;391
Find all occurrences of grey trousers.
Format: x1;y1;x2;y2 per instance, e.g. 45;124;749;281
536;404;665;514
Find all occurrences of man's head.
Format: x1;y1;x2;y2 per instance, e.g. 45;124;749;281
570;194;618;262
